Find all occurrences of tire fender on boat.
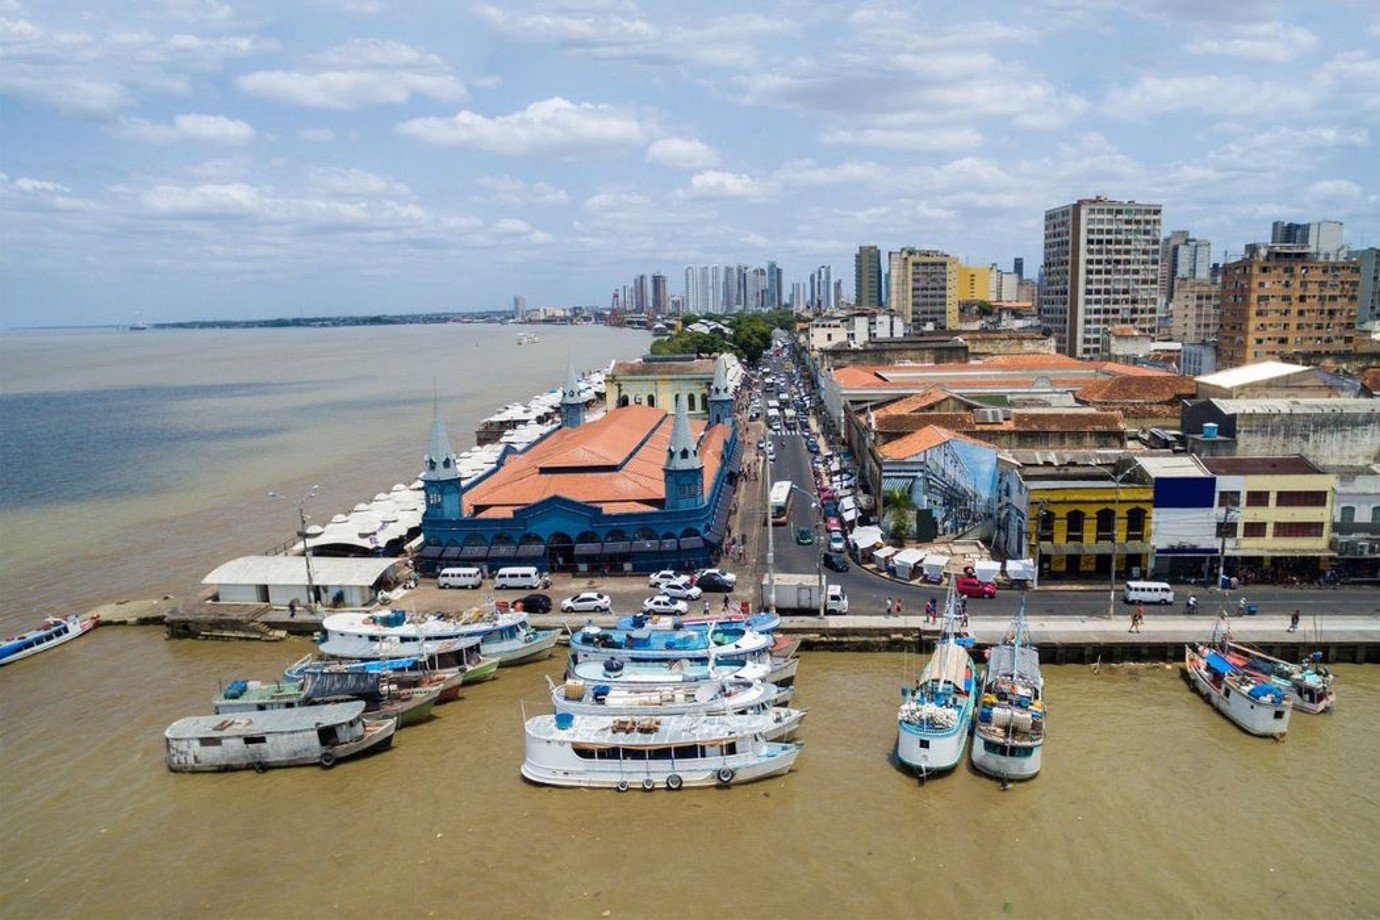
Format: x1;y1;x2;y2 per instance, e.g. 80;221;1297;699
716;767;735;785
641;777;656;792
615;779;630;792
666;774;683;791
319;751;337;769
254;761;269;774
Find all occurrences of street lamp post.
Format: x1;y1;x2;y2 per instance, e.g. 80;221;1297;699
270;484;320;612
1106;468;1134;620
763;445;776;616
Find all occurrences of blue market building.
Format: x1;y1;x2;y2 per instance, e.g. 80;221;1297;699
416;356;741;574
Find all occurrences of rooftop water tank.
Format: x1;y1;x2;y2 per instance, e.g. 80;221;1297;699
1202;422;1218;439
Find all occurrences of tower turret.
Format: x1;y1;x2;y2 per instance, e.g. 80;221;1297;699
559;357;585;429
421;398;463;521
708;352;734;427
663;395;704;511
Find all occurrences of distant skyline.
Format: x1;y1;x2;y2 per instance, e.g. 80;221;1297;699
3;0;1379;325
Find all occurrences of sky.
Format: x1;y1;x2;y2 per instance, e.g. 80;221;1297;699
2;0;1379;325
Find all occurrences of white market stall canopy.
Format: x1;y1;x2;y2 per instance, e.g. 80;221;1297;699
921;554;950;580
1006;559;1036;581
850;525;884;551
892;548;926;579
973;560;1003;584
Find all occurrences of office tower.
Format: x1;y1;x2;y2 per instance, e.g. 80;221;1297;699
834;278;844;308
957;264;991;303
809;265;833;311
1272;220;1346;259
1159;230;1212;307
1167;278;1221;343
633;274;649;313
888;248;959;329
766;260;780;309
512;295;526;321
1354;248;1379;327
669;294;684;314
1013;257;1024;280
854;245;882;308
990;267;1020;301
790;281;804;310
746;268;765;312
683;266;699;313
1218;243;1359;367
651;273;668;316
1041;197;1162;358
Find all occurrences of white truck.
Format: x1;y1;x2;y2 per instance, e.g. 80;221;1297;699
760;574;849;615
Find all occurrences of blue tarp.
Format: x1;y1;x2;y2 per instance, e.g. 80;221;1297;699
1204;651;1235;675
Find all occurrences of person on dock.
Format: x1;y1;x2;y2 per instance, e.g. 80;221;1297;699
884;596;892;619
722;595;731;612
1289;610;1300;633
1130;604;1144;633
894;597;903;618
702;599;710;616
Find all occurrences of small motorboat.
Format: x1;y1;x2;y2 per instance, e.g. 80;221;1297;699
1;614;99;667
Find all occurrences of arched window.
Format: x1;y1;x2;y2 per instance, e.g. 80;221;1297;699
618;395;630;408
686;393;697;412
1095;508;1115;542
1126;507;1147;541
1037;510;1055;541
1065;510;1085;543
647;394;656;408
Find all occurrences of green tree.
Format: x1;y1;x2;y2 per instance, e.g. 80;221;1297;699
883;486;917;543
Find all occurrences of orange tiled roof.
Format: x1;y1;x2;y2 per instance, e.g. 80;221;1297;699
464;405;727;517
872;388;953;418
1075;374;1196;403
880;424;996;459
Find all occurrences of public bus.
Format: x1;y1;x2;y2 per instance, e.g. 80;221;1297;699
783;408;798;431
769;481;792;525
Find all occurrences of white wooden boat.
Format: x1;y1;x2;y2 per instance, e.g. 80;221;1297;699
1;614;99;666
1185;642;1291;737
520;712;801;790
971;600;1045;781
165;700;396;772
1224;642;1336;714
897;584;976;776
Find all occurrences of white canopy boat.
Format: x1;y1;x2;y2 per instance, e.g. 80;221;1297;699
550;676;804;741
971;598;1045;782
165;700;395;773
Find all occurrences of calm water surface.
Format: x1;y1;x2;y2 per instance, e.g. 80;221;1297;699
2;326;1378;918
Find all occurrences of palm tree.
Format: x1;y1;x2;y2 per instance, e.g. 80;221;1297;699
884;486;917;543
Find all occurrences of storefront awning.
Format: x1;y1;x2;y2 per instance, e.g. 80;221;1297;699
487;544;516;559
631;539;659;554
440;545;464;561
574;543;603;557
680;536;705;551
417;545;445;559
459;545;489;560
602;541;631;555
515;543;545;558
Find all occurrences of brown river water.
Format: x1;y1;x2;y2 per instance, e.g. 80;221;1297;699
3;326;1378;917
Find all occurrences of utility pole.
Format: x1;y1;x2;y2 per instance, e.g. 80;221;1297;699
1106;468;1133;620
764;445;776;615
271;484;320;612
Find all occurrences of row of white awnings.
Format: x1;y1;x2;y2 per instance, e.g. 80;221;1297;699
297;483;425;553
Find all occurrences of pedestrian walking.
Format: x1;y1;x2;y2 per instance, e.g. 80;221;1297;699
884;596;892;619
1129;604;1144;633
1289;609;1300;633
894;597;903;618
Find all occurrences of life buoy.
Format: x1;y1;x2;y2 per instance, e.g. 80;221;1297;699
641;777;656;792
253;761;269;774
319;751;337;769
666;774;683;791
716;767;735;785
615;779;630;792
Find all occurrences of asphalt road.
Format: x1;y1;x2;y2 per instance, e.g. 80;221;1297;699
755;381;1380;620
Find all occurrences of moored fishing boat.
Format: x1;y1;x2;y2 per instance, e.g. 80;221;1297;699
617;611;781;633
567;624;775;670
568;657;770;687
520;711;801;790
1222;642;1336;714
897;584;977;777
1185;635;1291;737
1;614;99;666
214;670;440;726
971;598;1045;782
317;613;498;687
165;700;396;772
550;676;804;740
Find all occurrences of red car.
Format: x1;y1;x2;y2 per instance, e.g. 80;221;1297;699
955;576;997;598
824;515;842;532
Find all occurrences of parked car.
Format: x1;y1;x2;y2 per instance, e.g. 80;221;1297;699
659;577;703;601
824;515;842;532
697;568;738;588
695;572;734;593
647;569;680;589
515;593;552;614
642;595;689;616
821;500;839;518
823;552;850;573
955;576;997;598
560;592;612;613
825;584;849;615
827;530;846;553
796;527;815;545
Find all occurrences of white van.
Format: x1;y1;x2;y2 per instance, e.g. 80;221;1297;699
492;566;543;590
437;567;483;589
1122;581;1175;605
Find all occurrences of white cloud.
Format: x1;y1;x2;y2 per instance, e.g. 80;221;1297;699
682;170;774;200
1305;178;1362;200
1185;21;1318;62
474;175;569;205
298;127;335;142
1103;74;1313;119
645;137;718;169
305;166;410;197
818;126;983;152
13;176;71;194
237;39;465;109
115;112;256;144
396;97;648;156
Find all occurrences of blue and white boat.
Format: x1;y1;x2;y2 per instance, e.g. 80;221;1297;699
971;597;1045;781
1;614;99;667
321;608;557;669
615;611;781;633
550;675;804;740
897;584;977;777
568;624;774;669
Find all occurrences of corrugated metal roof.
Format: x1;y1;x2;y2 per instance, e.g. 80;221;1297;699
1195;361;1311;389
202;556;400;586
1207;398;1379;415
1135;455;1210;477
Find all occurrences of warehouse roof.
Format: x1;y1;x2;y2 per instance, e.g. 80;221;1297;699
1202;398;1380;415
1195;361;1311;389
203;556;400;586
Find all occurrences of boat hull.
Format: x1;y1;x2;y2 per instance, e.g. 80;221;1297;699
768;656;799;687
167;716;396;772
460;657;501;684
520;742;800;789
970;736;1042;781
0;615;98;666
897;716;971;774
1184;647;1290;737
487;630;560;666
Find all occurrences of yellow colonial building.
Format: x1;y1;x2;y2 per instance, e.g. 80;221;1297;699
1023;459;1153;580
957;264;992;303
607;354;742;419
